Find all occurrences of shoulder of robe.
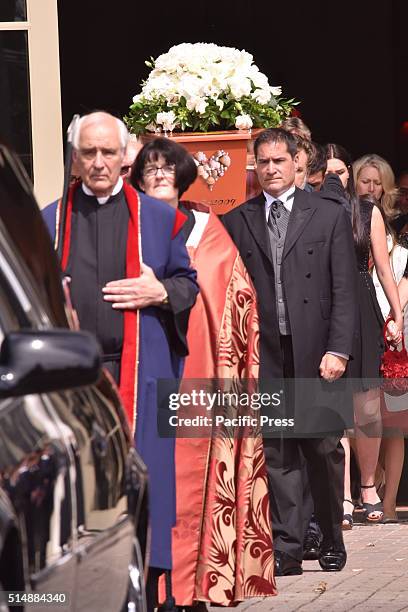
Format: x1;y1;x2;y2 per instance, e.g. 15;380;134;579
41;199;59;239
42;199;59;216
138;191;176;221
138;191;186;238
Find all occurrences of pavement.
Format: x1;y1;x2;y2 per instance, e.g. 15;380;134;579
209;510;408;611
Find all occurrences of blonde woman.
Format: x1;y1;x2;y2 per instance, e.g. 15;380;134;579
353;154;399;222
324;145;402;528
371;227;407;523
354;155;406;523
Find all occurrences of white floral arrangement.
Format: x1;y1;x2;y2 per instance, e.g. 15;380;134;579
125;43;296;135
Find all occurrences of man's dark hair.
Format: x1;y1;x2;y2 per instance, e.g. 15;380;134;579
308;142;328;175
131;137;197;198
254;128;298;159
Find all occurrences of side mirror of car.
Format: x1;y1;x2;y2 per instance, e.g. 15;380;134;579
0;329;102;398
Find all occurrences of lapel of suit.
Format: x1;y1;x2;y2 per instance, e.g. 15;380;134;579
240;194;272;263
283;188;317;261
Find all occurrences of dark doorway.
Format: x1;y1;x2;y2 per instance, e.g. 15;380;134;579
57;0;407;171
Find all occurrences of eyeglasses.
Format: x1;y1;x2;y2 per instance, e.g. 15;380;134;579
143;164;176;178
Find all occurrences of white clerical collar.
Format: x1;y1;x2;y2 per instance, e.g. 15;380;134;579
82;177;123;204
264;185;296;219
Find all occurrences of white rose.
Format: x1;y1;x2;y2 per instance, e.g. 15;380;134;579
271;86;282;96
249;66;269;89
178;74;203;98
235;50;254;72
207;85;222;100
228;76;252;99
143;73;176;99
156;111;177;131
186;96;197;111
195;98;207;114
210;65;230;90
154;46;191;73
199;73;215;96
252;88;271;105
155;56;178;73
185;55;205;74
186;96;207;114
235;114;253;130
216;99;224;110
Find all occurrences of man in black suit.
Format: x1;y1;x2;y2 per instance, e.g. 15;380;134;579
223;128;356;575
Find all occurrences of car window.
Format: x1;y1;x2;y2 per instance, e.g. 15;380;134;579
0;144;67;327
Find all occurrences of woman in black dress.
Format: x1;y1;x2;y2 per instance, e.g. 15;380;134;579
354;154;406;523
324;144;402;526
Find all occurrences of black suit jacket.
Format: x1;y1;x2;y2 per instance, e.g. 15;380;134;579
222;184;357;383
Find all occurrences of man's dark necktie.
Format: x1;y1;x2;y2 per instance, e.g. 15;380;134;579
268;199;288;239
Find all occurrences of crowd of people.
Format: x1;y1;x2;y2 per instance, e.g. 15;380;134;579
42;111;408;612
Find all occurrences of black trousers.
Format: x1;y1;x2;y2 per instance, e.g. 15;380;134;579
263;335;345;562
301;460;322;542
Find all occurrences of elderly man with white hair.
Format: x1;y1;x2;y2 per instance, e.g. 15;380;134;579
43;111;198;610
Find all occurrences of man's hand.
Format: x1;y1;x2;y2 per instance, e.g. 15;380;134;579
102;263;167;310
319;353;347;382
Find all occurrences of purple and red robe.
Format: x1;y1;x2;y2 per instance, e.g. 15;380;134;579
42;181;198;570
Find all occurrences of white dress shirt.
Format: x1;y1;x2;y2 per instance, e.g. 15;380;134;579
263;185;296;221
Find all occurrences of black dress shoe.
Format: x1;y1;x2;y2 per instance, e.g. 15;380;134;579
318;548;347;572
303;530;322;561
274;550;303;576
